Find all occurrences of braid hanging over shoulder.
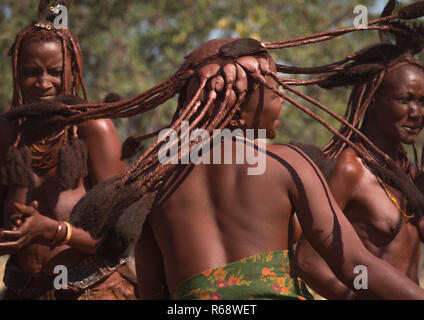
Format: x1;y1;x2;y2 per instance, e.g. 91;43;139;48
8;1;424;261
294;1;424;219
1;0;88;193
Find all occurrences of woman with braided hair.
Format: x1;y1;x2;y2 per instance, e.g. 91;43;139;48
131;39;424;301
295;1;424;300
7;2;424;299
0;2;138;300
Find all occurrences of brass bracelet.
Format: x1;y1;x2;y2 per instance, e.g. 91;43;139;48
57;222;72;246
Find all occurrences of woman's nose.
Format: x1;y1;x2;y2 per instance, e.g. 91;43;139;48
35;73;53;90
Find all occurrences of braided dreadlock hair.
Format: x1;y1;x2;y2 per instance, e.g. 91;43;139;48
312;48;424;221
262;1;424;220
9;1;86;106
1;0;88;192
321;49;423;158
8;1;424;261
303;1;424;219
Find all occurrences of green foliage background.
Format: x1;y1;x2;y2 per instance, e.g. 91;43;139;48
0;0;422;154
1;0;424;299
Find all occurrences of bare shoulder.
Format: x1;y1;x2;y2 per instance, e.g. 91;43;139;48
77;119;119;140
267;144;364;197
265;143;327;183
332;147;364;187
77;119;125;184
267;143;322;168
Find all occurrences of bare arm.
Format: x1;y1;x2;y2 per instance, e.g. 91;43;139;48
60;119;127;253
292;214;302;244
296;235;355;299
0;119;126;255
135;220;169;300
295;151;362;299
0;201;99;254
78;119;126;186
278;145;424;299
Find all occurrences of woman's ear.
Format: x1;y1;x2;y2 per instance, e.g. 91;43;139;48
237;117;247;129
229;114;247;129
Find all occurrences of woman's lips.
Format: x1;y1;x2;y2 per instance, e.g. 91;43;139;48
402;125;421;134
36;95;55;101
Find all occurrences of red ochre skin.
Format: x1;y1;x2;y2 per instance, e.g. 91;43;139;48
133;42;424;300
0;39;126;279
296;64;424;300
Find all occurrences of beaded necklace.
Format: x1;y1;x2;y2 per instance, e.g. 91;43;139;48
354;140;415;221
28;129;66;170
376;176;415;220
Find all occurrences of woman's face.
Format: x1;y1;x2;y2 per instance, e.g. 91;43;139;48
18;40;64;104
240;57;284;139
371;64;424;145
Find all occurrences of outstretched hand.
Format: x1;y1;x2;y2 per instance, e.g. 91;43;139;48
0;201;55;255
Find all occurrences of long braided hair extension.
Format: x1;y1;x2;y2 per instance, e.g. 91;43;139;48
308;1;424;220
2;0;89;192
7;1;424;260
265;0;424;220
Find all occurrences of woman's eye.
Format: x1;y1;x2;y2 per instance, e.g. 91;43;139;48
21;68;39;77
50;69;62;77
396;97;410;104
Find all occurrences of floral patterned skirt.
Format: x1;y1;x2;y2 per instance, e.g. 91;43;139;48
171;250;313;300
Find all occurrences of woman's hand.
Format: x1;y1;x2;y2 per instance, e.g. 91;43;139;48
0;201;57;255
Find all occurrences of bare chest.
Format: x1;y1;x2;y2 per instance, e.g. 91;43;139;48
346;169;415;242
29;167;87;220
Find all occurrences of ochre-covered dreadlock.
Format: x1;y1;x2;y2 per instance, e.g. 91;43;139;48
267;0;424;218
321;52;423;159
2;1;88;192
9;22;87;106
298;1;424;218
316;51;424;219
8;1;424;261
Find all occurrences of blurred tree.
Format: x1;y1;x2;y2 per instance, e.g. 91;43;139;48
0;0;422;155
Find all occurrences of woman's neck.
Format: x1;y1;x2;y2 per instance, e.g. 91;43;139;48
361;124;403;163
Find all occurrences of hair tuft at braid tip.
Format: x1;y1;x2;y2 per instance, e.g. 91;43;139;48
7;1;424;257
398;1;424;20
121;136;145;160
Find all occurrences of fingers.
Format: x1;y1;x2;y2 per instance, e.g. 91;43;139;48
0;239;24;255
29;200;39;210
0;227;25;255
0;230;23;241
13;202;37;216
9;215;23;228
